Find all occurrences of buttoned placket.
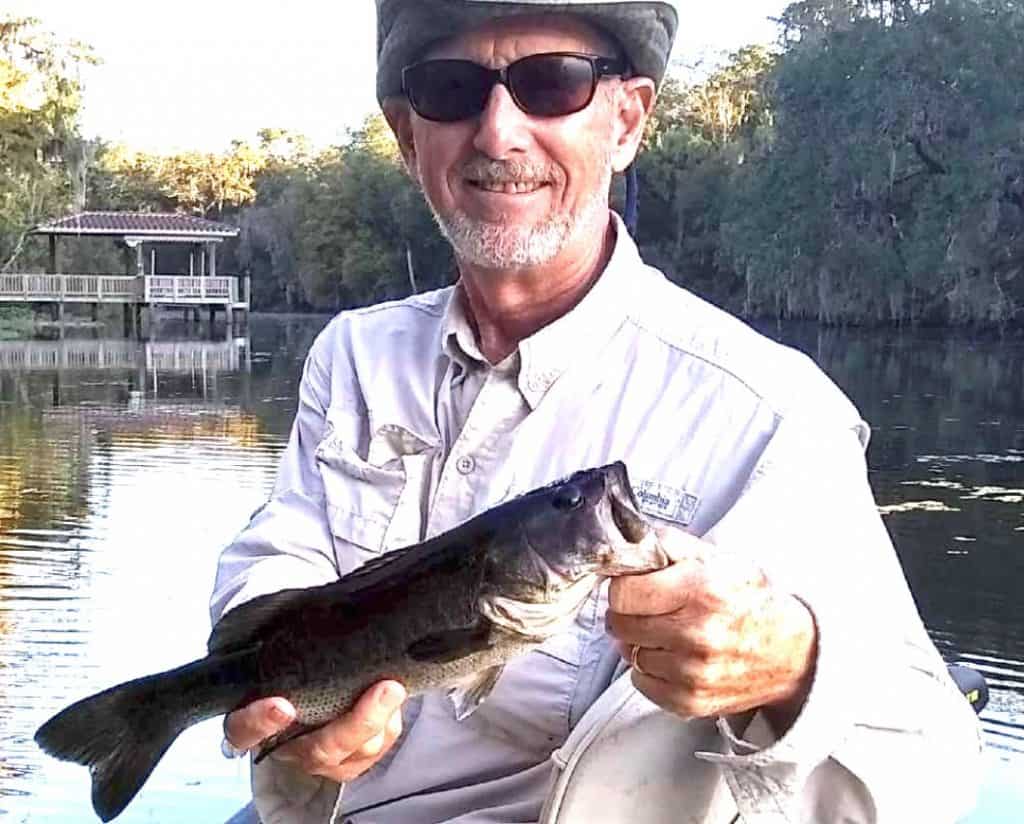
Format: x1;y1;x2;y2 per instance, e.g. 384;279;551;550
426;358;528;538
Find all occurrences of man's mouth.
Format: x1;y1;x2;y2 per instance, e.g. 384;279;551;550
468;179;547;195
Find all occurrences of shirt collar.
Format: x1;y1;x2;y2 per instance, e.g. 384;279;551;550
439;211;641;408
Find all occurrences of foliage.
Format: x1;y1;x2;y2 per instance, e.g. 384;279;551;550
288;115;450;311
5;2;1024;326
0;15;95;271
0;305;33;339
723;0;1024;326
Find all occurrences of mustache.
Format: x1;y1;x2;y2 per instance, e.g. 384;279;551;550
460;158;564;185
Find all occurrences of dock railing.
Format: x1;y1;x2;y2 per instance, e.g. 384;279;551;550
0;274;242;306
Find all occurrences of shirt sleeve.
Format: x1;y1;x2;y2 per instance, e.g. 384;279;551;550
209;343;341;624
695;416;984;823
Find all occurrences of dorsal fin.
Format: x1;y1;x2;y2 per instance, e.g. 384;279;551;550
207;539;467;655
208;586;313;654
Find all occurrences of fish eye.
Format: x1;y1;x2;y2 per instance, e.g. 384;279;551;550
552;484;584;511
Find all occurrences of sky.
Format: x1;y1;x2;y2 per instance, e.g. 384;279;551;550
13;1;790;155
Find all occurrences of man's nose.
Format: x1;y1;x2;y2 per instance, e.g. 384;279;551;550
472;82;532;159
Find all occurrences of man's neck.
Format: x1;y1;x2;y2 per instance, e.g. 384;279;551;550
457;219;616;364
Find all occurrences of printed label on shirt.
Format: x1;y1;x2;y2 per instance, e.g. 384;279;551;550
632;479;700;526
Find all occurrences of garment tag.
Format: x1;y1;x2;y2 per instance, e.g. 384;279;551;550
632;479;700;526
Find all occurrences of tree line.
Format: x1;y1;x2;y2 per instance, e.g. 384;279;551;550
2;0;1022;327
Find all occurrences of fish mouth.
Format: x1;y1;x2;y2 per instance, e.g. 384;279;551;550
603;463;648;544
597;463;669;575
609;484;648;543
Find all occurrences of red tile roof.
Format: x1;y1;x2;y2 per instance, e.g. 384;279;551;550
33;212;239;238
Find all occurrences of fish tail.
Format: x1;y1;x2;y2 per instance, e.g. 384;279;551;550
35;649;254;822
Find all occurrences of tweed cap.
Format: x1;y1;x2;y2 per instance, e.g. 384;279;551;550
376;0;680;103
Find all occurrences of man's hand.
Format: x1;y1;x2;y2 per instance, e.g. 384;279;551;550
224;681;407;782
606;528;817;733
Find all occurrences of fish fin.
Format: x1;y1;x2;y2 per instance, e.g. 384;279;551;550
253;720;325;764
35;651;251;822
208;587;317;653
406;620;493;664
208;542;461;654
448;665;504;721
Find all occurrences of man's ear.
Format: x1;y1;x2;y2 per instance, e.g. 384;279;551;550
382;98;418;178
609;77;656;174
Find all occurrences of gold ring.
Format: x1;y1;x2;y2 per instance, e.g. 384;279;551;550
630;644;645;676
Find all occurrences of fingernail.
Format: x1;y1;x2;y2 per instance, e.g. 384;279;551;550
378;682;406;710
270;699;294;726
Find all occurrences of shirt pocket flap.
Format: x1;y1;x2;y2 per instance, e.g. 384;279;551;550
315;424;435;555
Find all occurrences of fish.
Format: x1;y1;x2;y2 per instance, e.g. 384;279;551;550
35;461;669;822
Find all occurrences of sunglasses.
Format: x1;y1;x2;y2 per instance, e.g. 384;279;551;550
401;51;628;122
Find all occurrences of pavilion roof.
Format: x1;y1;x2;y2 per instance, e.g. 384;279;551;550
32;212;239;239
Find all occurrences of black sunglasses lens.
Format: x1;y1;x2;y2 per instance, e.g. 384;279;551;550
510;54;596;117
406;61;492;121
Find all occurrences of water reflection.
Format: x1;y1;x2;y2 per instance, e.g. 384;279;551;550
0;321;317;822
0;319;1020;822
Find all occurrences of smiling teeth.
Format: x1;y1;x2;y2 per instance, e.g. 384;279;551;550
476;181;543;194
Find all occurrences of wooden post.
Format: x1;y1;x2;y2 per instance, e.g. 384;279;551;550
136;243;144;275
48;235;57;274
210;243;217;277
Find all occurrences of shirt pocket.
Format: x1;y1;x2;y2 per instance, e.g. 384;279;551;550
315;423;435;569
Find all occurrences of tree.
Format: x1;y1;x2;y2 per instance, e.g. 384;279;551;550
723;0;1024;326
290;114;449;311
0;16;95;271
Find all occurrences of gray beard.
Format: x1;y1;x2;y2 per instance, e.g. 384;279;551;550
424;164;613;270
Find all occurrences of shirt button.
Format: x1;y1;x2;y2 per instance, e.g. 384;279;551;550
527;375;544;393
456;455;475;475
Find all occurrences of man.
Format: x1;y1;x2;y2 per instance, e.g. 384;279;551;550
213;2;983;822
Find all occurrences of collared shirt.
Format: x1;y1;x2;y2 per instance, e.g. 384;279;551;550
211;214;981;824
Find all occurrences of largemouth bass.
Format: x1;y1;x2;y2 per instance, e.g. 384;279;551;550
36;461;668;822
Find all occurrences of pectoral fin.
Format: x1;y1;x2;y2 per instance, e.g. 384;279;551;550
448;665;504;721
253;720;324;764
406;620;492;664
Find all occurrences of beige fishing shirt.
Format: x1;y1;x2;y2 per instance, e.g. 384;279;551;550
211;213;982;824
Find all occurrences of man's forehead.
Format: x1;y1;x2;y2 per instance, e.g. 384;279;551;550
424;13;619;62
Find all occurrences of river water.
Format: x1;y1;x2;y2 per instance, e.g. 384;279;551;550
0;315;1020;822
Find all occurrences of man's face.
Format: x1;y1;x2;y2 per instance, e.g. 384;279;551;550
390;15;636;271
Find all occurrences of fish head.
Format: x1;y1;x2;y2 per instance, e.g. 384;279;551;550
478;462;671;638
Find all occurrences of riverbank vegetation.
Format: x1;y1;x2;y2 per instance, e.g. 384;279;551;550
2;0;1022;327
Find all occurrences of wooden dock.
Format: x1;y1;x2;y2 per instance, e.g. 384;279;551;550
14;212;250;334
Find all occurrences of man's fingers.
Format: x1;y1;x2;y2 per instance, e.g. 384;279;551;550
322;680;406;754
606;611;682;649
272;681;406;769
653;526;706;563
224;697;297;752
608;559;700;615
